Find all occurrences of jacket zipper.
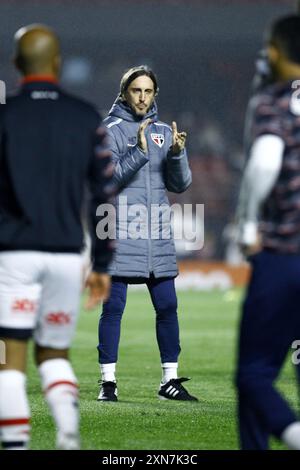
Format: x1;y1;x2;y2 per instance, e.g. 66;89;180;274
146;136;152;275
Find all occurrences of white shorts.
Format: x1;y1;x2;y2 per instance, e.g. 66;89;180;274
0;251;83;349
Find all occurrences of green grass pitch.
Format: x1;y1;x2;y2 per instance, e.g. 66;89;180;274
27;289;298;450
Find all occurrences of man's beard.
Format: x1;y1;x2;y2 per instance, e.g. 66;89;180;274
132;104;151;117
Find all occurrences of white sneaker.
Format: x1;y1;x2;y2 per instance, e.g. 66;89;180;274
56;433;80;450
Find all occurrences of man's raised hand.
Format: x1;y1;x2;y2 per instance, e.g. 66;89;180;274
171;121;187;155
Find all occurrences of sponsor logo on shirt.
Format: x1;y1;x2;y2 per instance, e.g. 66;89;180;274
46;312;71;325
12;299;36;313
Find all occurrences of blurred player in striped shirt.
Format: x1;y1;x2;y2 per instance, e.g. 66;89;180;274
236;15;300;450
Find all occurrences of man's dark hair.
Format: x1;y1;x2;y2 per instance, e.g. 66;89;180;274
270;15;300;65
120;65;158;96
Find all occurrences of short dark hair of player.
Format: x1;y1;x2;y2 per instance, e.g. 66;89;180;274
120;65;159;96
269;15;300;65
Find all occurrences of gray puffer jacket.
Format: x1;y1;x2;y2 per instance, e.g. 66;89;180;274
104;97;192;278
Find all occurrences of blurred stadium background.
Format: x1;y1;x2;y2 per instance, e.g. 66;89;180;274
0;0;296;290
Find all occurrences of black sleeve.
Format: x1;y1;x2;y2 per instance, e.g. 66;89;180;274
88;119;118;273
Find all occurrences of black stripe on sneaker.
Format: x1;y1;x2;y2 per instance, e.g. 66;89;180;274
2;441;26;449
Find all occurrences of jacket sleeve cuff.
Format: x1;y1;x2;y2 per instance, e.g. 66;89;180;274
167;148;186;161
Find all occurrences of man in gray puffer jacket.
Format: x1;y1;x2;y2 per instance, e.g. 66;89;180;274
97;66;198;402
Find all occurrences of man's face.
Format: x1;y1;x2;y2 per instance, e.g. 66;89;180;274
124;75;155;117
